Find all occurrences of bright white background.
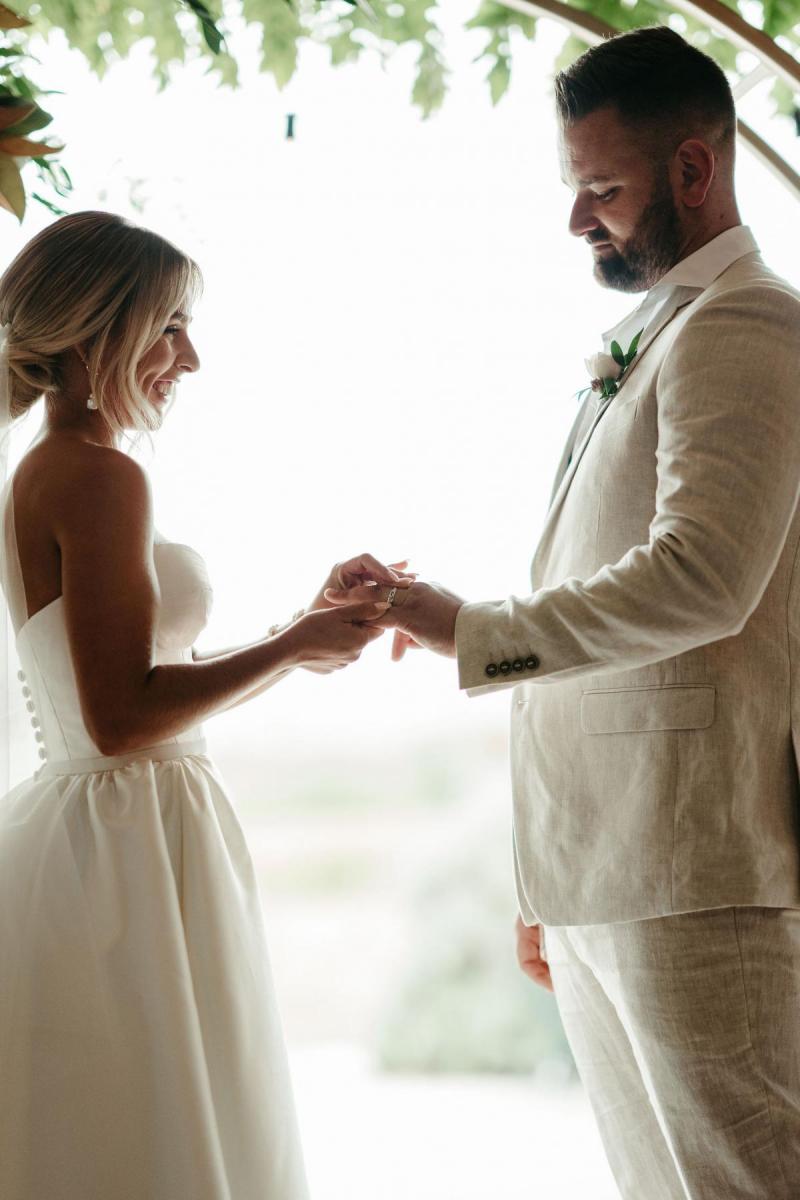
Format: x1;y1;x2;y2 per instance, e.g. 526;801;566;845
2;7;799;1197
4;9;799;759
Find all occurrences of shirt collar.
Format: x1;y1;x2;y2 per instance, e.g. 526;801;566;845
652;224;758;292
600;225;758;350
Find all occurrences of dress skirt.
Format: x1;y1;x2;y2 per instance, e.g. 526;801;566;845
0;744;310;1200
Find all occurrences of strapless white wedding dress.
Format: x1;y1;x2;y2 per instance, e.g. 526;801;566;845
0;513;310;1199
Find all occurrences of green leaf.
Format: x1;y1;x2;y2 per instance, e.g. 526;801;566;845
0;151;25;219
411;48;447;119
627;328;643;358
244;0;302;90
487;54;510;106
610;340;626;368
182;0;226;54
31;190;66;216
4;103;52;137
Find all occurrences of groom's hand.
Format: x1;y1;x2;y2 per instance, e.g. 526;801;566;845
324;578;465;659
515;915;554;993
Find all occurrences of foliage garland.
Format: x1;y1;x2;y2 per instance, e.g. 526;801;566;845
1;0;798;219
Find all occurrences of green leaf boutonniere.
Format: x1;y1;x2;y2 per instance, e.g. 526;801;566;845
582;328;644;402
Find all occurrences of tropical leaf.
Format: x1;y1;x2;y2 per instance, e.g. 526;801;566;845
412;47;448;119
182;0;225;54
243;0;303;90
487;54;510;106
0;150;25;218
0;97;33;129
3;103;52;137
0;134;58;155
0;3;28;31
31;190;66;215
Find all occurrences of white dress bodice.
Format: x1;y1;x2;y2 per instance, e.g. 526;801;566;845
15;534;214;766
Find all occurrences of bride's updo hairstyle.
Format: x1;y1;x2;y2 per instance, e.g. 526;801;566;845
0;210;201;431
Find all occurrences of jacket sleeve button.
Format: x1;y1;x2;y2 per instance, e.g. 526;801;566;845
499;661;512;675
512;659;524;672
485;663;499;678
525;655;540;670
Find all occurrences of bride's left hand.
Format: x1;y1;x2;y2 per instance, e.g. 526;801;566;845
308;554;415;614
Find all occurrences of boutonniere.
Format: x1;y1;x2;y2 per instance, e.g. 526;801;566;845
581;328;644;402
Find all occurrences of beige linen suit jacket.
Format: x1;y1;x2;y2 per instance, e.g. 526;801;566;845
455;249;800;925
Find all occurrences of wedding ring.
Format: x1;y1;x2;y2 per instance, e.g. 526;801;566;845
387;586;398;606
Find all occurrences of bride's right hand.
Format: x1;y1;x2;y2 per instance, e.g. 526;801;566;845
284;600;390;674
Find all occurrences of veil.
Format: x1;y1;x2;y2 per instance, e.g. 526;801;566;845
0;327;40;796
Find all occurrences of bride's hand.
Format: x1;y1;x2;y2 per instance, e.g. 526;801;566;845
286;599;391;674
308;554;415;613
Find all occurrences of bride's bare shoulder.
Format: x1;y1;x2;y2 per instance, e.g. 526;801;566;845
15;436;152;533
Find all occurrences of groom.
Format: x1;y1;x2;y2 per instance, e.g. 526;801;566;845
327;25;800;1199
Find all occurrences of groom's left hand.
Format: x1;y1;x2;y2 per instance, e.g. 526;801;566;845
324;578;465;659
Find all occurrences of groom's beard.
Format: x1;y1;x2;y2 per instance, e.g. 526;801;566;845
591;173;683;294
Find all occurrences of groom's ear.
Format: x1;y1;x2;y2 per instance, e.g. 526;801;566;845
673;138;716;209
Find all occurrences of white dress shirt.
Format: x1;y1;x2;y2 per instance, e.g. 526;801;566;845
601;224;759;356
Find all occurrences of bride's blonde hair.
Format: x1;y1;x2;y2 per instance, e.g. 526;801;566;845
0;210;202;431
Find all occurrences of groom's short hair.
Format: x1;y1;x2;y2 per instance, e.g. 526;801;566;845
554;26;736;151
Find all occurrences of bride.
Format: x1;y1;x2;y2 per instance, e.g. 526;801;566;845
0;210;410;1200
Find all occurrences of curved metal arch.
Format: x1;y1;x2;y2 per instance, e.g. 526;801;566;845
498;0;800;203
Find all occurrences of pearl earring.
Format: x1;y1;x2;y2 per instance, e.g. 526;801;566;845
86;393;98;410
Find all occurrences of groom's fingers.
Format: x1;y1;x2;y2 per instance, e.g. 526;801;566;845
391;630;422;661
515;917;554;993
325;581;413;606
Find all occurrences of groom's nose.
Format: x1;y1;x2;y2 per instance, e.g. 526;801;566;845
568;193;602;239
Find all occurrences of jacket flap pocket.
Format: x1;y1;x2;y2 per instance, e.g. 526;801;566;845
581;685;715;735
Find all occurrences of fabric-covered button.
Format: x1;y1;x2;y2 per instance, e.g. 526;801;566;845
21;685;31;697
485;663;499;678
525;655;540;670
499;661;512;675
25;701;35;713
37;748;47;760
512;659;524;672
34;730;44;743
30;716;40;729
16;669;25;682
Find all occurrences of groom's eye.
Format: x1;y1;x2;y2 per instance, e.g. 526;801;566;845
593;188;618;202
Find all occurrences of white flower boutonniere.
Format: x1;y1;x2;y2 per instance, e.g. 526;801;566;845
581;328;644;402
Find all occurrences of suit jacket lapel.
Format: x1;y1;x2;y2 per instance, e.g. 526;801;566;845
535;290;700;567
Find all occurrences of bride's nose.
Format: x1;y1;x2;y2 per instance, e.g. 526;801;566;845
178;335;201;374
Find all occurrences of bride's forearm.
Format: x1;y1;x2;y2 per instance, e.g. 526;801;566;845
191;609;306;663
91;627;304;755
